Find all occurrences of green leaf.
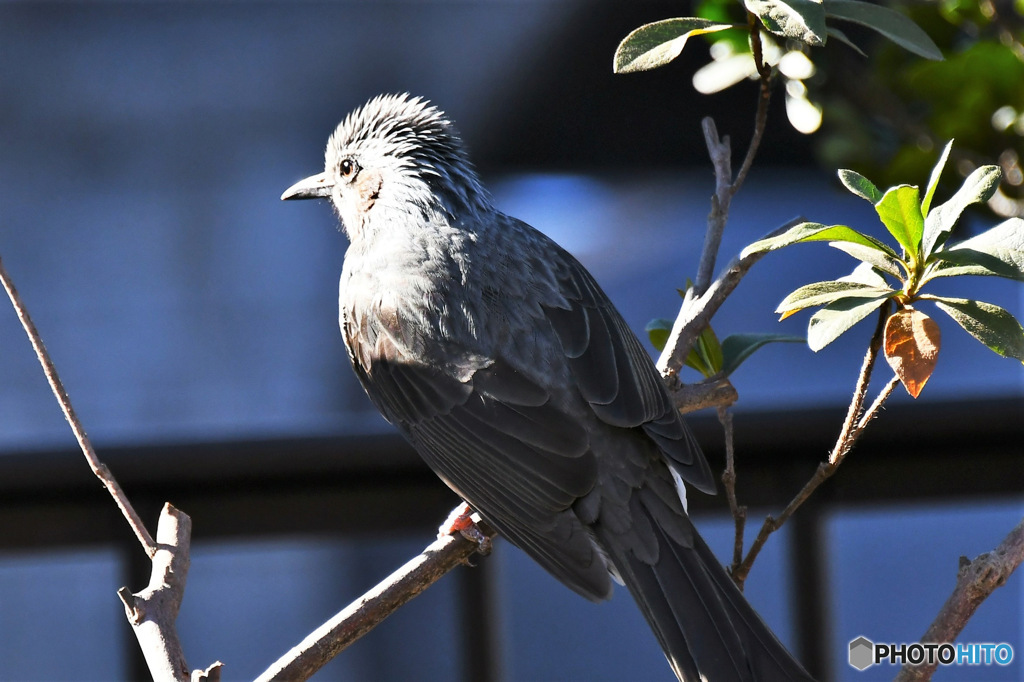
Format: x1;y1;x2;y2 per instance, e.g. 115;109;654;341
927;218;1024;282
829;241;905;279
742;221;898;259
745;0;826;45
926;296;1024;362
614;18;735;73
920;140;954;218
685;324;724;377
921;165;1002;257
838;168;882;203
776;280;894;319
807;295;891;351
720;333;805;376
645;317;674;351
875;185;925;261
823;0;943;60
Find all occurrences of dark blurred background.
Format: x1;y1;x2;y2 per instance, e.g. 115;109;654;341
1;3;1021;681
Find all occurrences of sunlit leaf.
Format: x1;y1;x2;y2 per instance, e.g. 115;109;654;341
777;280;894;319
840;261;890;288
875;185;924;260
921;165;1002;257
838;168;882;203
920;140;954;218
742;221;898;258
807;295;891;351
685;324;724;377
614;18;735;73
829;241;905;279
927;218;1024;282
720;333;804;376
823;0;943;60
745;0;826;45
927;296;1024;362
884;308;941;398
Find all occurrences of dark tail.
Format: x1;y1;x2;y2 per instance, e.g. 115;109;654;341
606;500;817;682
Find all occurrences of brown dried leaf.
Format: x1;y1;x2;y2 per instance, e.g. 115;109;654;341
884;308;941;398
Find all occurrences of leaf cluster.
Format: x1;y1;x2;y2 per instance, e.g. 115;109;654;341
744;141;1024;396
613;0;941;76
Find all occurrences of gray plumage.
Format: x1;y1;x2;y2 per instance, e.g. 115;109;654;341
282;93;814;682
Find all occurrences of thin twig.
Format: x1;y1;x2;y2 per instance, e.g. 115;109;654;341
718;406;747;580
255;517;497;682
0;256;156;556
732;16;772;195
657;69;775;377
732;303;892;586
894;517;1024;682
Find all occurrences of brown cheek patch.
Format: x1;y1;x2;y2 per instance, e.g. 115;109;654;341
357;170;383;213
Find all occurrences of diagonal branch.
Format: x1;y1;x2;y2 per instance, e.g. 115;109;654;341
895;517;1024;682
0;256;156;556
255;518;496;682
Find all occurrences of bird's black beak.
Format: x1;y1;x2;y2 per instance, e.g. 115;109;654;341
281;172;333;201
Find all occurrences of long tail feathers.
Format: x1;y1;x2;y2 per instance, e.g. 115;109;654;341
610;508;817;682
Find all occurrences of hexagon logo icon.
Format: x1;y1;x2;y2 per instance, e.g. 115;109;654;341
849;636;874;671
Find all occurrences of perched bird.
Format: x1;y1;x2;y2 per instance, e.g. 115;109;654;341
282;93;814;681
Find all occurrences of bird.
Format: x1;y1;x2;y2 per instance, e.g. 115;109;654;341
281;93;815;682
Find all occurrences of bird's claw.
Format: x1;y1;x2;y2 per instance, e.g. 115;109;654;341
439;502;492;556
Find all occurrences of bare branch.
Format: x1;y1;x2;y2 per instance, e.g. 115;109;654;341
118;504;209;682
672;375;738;414
895;517;1024;682
733;303;893;586
656;218;802;379
717;406;747;581
255;518;497;682
0;256;157;556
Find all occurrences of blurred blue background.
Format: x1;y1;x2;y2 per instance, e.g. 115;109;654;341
0;3;1021;681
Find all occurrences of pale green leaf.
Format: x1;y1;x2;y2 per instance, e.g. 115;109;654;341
823;0;942;60
840;261;890;287
927;296;1024;362
746;0;827;45
777;280;894;318
922;165;1002;256
807;295;891;351
829;241;905;279
927;218;1024;281
614;18;735;73
838;168;882;203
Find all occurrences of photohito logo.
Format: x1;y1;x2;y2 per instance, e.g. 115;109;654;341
849;636;1014;670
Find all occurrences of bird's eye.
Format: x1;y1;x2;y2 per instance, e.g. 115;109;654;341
339;158;357;179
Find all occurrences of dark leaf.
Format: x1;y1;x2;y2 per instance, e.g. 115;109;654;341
721;333;804;376
823;0;942;60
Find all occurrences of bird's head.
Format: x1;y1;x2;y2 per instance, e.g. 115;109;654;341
281;93;489;240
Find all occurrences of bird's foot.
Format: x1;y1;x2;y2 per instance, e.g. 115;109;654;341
439;502;492;556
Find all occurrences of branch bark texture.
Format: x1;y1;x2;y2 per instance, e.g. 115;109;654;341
255;523;496;682
895;517;1024;682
